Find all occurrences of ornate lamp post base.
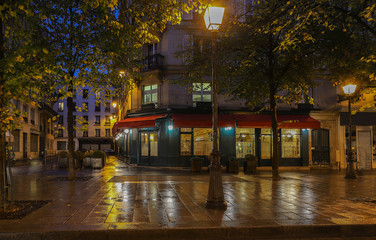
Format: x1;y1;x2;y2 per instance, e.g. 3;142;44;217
205;151;227;209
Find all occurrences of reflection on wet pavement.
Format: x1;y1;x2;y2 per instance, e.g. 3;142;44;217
3;157;376;232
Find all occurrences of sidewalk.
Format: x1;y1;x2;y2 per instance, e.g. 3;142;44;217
1;157;376;239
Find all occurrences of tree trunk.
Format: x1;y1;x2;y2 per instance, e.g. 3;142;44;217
0;0;6;209
270;87;281;180
0;133;5;210
67;82;75;180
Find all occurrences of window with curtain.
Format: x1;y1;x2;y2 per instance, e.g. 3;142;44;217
261;129;272;159
236;128;255;158
281;129;301;158
193;128;212;156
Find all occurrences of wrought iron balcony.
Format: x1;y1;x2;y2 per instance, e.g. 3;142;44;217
142;54;164;72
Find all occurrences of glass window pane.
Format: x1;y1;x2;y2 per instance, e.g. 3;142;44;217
202;83;211;91
181;128;192;132
261;134;272;159
261;129;272;134
282;129;301;158
152;84;158;90
141;132;148;156
144;94;151;103
193;128;212;156
152;93;157;103
180;133;192;156
144;86;151;91
150;133;158;156
192;94;202;102
192;83;201;91
202;94;211;102
236;128;255;158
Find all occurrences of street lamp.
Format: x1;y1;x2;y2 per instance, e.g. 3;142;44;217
342;84;357;179
204;5;226;209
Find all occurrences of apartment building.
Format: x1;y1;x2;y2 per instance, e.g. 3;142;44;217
54;88;116;152
9;100;56;160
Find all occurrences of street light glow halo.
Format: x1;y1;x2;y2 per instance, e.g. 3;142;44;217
204;6;225;31
342;84;357;95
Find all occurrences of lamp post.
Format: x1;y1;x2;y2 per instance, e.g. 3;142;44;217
343;84;357;179
204;5;226;209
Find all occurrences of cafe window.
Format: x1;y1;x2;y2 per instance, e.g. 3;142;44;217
193;128;212;156
95;129;101;137
281;129;301;158
261;129;272;159
180;128;192;156
236;128;255;158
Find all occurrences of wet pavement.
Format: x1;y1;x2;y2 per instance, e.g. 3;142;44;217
2;156;376;239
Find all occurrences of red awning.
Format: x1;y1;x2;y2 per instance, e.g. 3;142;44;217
233;114;321;129
171;114;235;128
113;114;167;134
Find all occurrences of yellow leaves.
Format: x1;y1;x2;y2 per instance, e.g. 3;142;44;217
42;48;49;54
15;55;24;62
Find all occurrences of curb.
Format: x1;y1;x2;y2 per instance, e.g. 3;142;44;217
1;224;376;240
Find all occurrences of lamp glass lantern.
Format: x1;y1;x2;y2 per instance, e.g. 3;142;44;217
342;84;357;95
204;6;225;31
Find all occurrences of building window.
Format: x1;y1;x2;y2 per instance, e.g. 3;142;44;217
23;104;28;122
105;129;111;137
73;115;76;126
105;116;110;125
30;108;35;125
95;102;101;112
58;115;63;124
83;131;88;137
281;129;301;158
193;128;212;156
192;83;211;104
83;116;88;125
58;102;64;112
95;90;100;99
83;89;89;99
141;132;158;156
95;116;100;125
236;128;255;158
105;102;110;112
57;141;66;150
13;100;20;110
73;129;76;137
82;102;88;112
180;128;192;156
95;129;101;137
142;84;158;104
261;129;272;159
57;129;63;137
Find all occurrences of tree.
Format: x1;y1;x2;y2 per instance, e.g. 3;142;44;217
180;0;322;180
34;0;206;180
0;0;55;210
290;0;376;106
